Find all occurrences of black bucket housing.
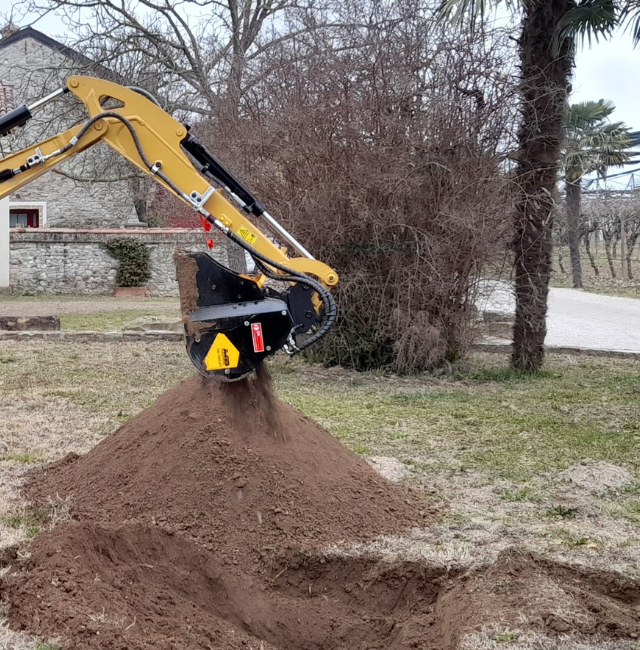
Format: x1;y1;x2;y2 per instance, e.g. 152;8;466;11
176;251;299;381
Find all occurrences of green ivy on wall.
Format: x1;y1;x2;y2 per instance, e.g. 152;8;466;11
101;238;151;287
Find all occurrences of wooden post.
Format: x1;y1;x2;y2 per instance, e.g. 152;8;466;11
0;197;9;288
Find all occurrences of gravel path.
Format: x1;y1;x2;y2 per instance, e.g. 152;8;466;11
0;299;179;317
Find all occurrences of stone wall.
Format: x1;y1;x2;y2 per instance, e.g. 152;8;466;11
9;228;229;297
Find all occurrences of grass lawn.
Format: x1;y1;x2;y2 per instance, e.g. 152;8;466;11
0;294;178;303
0;342;639;577
59;309;180;331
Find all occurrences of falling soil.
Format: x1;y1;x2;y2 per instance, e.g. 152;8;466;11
174;250;200;317
4;372;640;649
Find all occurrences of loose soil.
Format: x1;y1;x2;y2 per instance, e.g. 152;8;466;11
3;371;640;649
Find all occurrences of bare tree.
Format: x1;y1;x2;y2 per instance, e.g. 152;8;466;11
15;0;354;118
187;10;519;371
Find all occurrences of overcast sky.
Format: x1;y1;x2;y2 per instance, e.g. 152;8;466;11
21;8;640;186
27;9;640;131
573;30;640;132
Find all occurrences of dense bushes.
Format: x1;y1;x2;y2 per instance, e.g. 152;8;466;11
194;19;516;372
102;238;151;287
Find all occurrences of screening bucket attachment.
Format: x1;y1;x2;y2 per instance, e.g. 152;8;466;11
176;251;295;381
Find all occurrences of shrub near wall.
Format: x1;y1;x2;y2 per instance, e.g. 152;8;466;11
101;238;151;287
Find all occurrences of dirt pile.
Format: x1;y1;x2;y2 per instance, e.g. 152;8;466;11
6;533;640;649
4;372;640;649
24;371;421;557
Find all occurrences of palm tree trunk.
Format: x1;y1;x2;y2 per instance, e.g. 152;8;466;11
565;179;583;287
511;0;574;372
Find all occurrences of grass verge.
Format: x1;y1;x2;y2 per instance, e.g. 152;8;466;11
59;310;179;331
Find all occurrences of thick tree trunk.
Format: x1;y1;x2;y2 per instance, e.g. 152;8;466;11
565;179;583;287
511;0;574;372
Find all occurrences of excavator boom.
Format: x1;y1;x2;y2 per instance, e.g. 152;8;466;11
0;76;338;380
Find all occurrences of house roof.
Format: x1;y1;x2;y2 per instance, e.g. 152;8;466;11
0;26;114;79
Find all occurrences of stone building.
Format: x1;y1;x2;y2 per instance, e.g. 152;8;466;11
0;24;141;229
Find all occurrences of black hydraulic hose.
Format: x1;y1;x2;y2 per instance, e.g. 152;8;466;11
227;233;338;352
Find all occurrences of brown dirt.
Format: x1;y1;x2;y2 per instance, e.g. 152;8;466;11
174;250;200;316
3;372;640;649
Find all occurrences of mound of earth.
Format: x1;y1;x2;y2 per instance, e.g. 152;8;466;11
6;532;640;649
25;371;422;558
4;372;640;649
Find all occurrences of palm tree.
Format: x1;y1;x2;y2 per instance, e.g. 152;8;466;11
438;0;630;371
563;100;630;288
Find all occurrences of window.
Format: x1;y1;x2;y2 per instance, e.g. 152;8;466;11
10;209;39;228
0;84;14;113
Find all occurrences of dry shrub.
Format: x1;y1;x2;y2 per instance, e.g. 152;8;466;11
193;7;517;371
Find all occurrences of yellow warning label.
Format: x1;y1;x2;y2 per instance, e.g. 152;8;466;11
237;225;258;245
204;333;240;371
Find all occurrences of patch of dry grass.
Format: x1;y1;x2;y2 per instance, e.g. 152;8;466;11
0;341;192;552
460;630;638;650
59;310;179;331
552;246;640;298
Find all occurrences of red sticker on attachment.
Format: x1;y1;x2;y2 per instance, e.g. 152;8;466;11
251;323;265;353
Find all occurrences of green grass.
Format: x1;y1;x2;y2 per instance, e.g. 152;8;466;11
59;310;179;331
2;506;46;538
546;505;579;519
0;452;44;464
274;356;640;482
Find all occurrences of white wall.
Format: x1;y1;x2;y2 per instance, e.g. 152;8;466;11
0;196;8;286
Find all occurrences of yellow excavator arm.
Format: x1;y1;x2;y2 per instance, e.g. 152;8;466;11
0;76;338;380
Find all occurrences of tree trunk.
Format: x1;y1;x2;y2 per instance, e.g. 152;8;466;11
558;247;566;274
511;0;575;372
565;179;583;287
583;231;599;276
602;231;616;278
627;233;638;280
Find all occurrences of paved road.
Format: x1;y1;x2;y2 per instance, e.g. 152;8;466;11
546;288;640;353
478;281;640;353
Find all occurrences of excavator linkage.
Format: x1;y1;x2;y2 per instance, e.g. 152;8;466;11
0;76;339;382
